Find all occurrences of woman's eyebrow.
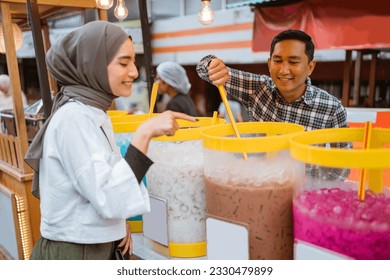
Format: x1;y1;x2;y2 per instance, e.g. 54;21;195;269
117;55;133;60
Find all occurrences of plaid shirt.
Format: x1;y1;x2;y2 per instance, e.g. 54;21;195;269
197;54;351;180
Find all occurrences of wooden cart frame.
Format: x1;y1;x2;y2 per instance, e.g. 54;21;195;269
0;0;108;259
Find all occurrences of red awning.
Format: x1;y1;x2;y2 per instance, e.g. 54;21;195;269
252;0;390;52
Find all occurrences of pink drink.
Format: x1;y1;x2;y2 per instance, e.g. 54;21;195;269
293;188;390;259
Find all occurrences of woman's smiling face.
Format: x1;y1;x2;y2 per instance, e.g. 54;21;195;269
107;38;138;97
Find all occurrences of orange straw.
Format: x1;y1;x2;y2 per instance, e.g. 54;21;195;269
148;81;159;119
358;121;372;200
217;85;247;160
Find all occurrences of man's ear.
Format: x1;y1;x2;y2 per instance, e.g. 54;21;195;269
308;60;316;76
267;58;271;73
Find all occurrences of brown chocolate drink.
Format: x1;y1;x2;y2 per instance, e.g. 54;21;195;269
205;178;294;259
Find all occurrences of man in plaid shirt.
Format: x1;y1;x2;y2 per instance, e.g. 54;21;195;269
196;29;351;180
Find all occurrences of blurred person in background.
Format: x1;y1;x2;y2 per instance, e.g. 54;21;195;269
218;96;243;123
156;61;198;116
0;74;28;111
0;74;28;134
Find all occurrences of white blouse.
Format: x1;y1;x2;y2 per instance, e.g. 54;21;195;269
39;101;150;244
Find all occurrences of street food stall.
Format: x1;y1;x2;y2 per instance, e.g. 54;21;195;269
0;0;107;260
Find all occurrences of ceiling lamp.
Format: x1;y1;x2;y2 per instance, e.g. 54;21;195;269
0;23;24;53
198;0;215;25
95;0;114;9
114;0;128;21
96;0;128;21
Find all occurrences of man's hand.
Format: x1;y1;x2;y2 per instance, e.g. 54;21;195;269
208;58;230;86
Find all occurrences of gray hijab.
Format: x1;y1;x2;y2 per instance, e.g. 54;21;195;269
25;21;129;198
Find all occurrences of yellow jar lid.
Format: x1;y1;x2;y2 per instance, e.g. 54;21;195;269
153;117;225;141
107;110;128;117
201;122;304;153
112;114;226;141
289;127;390;168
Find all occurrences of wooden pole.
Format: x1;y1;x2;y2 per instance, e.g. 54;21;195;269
352;50;362;106
41;19;58;94
341;50;352;107
26;0;53;119
367;51;378;107
97;8;108;21
138;0;154;108
0;2;31;173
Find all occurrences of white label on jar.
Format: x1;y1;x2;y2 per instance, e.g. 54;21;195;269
294;239;352;260
143;196;168;246
206;217;249;260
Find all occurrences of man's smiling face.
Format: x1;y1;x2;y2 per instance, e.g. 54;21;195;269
267;39;315;103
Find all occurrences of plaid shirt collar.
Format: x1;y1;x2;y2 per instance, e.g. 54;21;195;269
271;77;315;106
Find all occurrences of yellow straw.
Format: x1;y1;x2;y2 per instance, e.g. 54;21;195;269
217;85;247;160
358;121;372;200
148;81;159;119
211;111;218;125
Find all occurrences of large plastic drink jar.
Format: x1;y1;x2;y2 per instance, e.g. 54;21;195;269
144;116;225;258
290;127;390;259
201;122;304;259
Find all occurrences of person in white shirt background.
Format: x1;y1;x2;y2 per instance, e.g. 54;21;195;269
218;97;243;123
0;74;28;134
0;74;28;112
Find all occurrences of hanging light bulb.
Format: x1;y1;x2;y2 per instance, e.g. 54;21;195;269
95;0;114;10
114;0;128;21
198;0;215;25
0;23;24;53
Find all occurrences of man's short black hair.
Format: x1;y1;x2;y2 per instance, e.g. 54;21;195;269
270;30;315;62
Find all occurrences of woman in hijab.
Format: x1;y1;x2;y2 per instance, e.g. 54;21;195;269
156;61;198;116
25;21;196;260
